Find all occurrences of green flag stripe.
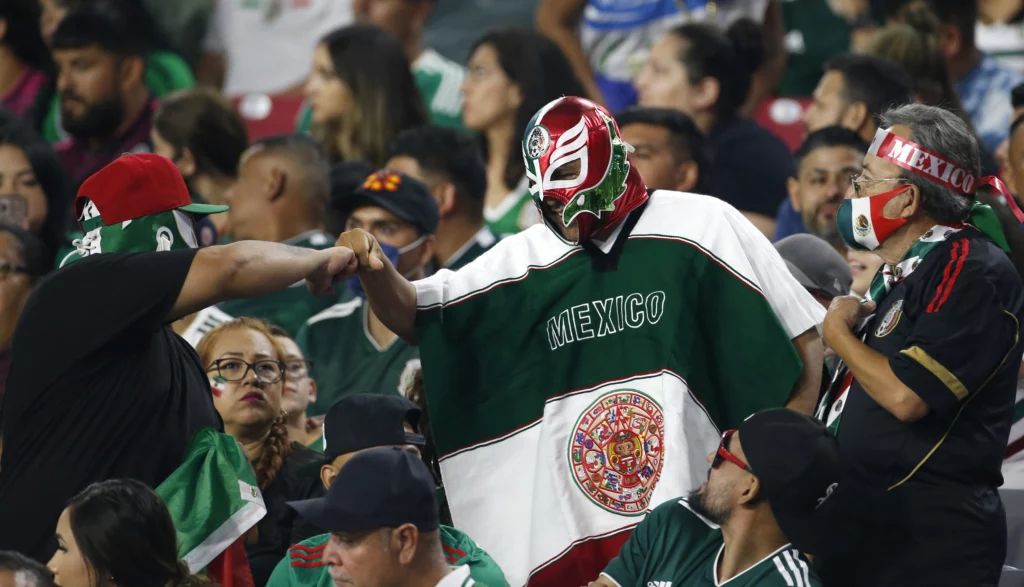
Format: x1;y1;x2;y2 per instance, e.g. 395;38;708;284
1014;398;1024;424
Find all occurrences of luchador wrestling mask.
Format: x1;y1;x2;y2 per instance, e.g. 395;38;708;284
522;96;648;244
60;154;228;267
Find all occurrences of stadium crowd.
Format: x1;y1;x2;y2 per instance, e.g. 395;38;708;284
1;0;1024;586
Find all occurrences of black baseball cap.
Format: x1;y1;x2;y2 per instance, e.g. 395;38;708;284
739;409;840;555
288;446;440;534
337;170;439;235
302;394;426;475
774;234;852;300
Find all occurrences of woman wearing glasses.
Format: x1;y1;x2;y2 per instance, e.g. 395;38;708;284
196;318;323;587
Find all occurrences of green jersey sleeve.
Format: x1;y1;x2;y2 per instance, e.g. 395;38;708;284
265;556;292;587
440;525;508;587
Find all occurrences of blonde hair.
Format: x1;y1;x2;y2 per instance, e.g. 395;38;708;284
196;318;293;489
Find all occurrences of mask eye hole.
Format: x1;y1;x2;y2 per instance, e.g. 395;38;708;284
551;159;582;182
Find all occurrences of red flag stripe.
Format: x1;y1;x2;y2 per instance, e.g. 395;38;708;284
290;543;327;553
927;240;963;313
289;550;325;561
930;239;970;313
1006;435;1024;459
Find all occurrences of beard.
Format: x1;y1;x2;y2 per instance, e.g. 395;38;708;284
686;483;733;526
61;91;125;141
802;207;843;249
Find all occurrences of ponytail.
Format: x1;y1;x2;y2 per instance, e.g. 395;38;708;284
254;411;292;489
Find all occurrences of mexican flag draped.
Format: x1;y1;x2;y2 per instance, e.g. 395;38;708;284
413;192;825;587
156;428;266;580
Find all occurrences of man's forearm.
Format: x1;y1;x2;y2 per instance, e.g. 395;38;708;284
785;327;823;415
826;325;928;422
221;241;327;298
360;263;419;344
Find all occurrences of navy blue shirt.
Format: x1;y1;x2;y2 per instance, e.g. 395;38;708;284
707;117;794;218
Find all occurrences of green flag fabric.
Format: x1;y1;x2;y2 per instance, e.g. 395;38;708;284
411;192;825;586
156;428;267;572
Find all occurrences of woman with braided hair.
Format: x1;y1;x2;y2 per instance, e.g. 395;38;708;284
196;318;323;587
47;479;213;587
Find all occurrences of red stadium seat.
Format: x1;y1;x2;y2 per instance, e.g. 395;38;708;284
754;96;811;153
231;94;307;140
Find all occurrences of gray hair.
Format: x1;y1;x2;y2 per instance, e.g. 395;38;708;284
878;103;978;223
0;551;56;587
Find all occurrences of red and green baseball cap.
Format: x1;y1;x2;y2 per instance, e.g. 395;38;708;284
60;154;229;267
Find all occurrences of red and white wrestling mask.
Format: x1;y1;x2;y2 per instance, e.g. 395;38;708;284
522;96;648;244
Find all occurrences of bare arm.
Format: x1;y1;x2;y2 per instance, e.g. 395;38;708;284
169;241;356;322
535;0;607;105
740;0;787;118
335;229;419;344
785;326;824;415
587;576;617;587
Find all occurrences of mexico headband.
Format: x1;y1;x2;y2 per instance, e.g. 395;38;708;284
868;127;1024;223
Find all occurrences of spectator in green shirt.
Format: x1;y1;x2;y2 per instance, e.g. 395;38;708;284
462;29;586;236
304;24;427;166
214;135;339;336
297;170;437;413
273;394;506;587
296;0;465;133
386;125;495;271
35;0;194;143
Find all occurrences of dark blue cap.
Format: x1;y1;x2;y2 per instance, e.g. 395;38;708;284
287;446;439;533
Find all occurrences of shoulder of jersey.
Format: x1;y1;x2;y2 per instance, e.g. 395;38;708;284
305;297;363;326
287;534;330;569
768;548;817;587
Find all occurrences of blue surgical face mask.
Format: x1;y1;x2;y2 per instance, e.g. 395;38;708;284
347;235;428;299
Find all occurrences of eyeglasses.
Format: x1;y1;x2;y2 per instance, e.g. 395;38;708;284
850;175;909;197
207;358;286;384
285;359;314;379
711;429;752;473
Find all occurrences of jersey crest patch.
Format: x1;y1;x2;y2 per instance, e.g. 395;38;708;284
875;298;904;338
569;389;664;515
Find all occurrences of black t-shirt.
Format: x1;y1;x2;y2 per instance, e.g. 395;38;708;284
0;250;223;561
246;443;324;587
824;228;1024;586
706;117;795;218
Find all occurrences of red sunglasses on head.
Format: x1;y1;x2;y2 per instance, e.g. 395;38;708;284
711;429;752;473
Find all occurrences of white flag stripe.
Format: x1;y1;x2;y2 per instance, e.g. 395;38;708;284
439;372;720;587
773;556;795;587
850;196;881;250
783;550;805;587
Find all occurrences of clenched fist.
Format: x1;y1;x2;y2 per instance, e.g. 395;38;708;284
305;246;358;296
336;228;387;272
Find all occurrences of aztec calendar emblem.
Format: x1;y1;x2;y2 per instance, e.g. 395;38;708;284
526;125;551;159
855;215;870;237
569;389;665;515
